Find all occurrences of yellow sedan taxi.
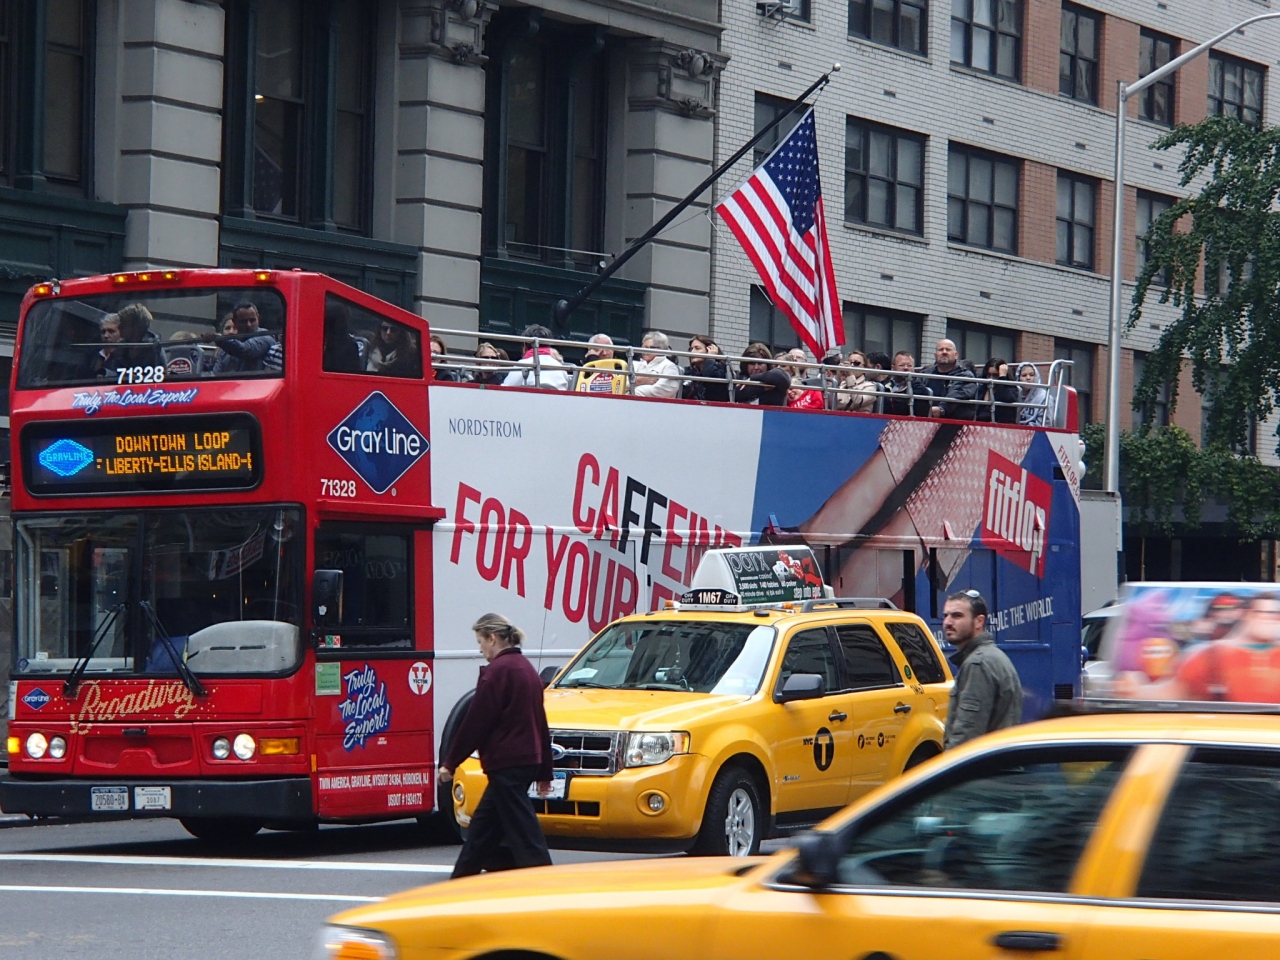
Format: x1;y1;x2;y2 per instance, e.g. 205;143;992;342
450;546;953;856
318;708;1280;960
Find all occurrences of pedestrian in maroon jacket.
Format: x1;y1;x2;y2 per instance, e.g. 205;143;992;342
438;613;554;878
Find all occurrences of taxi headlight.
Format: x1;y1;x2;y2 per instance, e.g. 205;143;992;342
311;925;398;960
233;733;256;760
25;733;48;759
48;736;67;759
624;731;690;768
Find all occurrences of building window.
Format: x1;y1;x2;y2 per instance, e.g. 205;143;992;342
483;15;608;267
1136;190;1174;285
1059;4;1099;105
1201;368;1257;454
1054;339;1094;423
948;146;1019;253
1209;52;1264;129
1056;172;1095;270
848;0;927;55
844;119;924;235
946;319;1014;366
951;0;1021;82
223;0;375;231
754;93;804;167
1132;352;1169;428
1139;30;1176;126
0;0;95;193
750;286;799;353
843;303;923;359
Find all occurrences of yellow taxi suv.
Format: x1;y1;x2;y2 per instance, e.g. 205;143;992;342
319;706;1280;960
452;546;952;856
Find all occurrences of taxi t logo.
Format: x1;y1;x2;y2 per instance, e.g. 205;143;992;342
812;727;834;771
981;450;1051;578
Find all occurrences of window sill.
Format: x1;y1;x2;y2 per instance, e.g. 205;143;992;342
843;221;928;246
845;33;930;65
949;63;1025;92
945;242;1110;281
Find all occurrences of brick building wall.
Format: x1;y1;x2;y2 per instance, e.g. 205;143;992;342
709;0;1280;434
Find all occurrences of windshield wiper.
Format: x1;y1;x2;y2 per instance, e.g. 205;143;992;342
558;680;611;688
63;602;128;698
139;601;207;698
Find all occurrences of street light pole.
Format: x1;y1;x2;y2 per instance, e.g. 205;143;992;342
1103;10;1280;494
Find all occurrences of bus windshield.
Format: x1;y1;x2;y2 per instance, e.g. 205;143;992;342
16;287;287;388
14;507;303;677
555;620;776;695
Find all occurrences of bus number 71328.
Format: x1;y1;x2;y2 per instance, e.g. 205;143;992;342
321;478;358;498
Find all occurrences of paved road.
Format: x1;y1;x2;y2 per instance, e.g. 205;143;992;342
0;816;675;960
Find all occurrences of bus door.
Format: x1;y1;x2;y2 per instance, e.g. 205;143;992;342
312;521;434;820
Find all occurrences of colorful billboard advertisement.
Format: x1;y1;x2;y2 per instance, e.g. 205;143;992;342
428;387;1082;728
1096;582;1280;704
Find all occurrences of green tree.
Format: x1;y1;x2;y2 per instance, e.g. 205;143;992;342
1132;116;1280;450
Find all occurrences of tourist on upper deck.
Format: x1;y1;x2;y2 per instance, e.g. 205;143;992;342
835;349;879;413
584;333;615;362
208;302;274;374
468;342;509;385
632;331;682;399
1016;363;1050;426
429;333;461;382
976;358;1019;424
502;324;570;390
922;339;978;420
734;342;791;406
682;334;729;403
882;351;932;417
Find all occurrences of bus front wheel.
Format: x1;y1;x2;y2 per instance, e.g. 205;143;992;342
179;817;264;843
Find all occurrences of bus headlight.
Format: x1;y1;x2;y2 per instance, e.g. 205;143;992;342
26;733;48;759
624;731;690;768
311;925;398;960
212;737;231;760
48;736;67;759
233;734;256;760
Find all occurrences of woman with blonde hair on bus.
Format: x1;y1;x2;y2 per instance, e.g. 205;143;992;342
438;613;554;878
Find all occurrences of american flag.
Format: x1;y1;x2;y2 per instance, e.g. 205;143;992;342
715;109;843;358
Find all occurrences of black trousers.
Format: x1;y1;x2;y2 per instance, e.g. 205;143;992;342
451;764;552;878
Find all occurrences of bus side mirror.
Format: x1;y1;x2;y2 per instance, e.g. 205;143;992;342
312;569;344;628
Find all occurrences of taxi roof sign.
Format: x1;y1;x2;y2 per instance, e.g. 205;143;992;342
688;546;826;607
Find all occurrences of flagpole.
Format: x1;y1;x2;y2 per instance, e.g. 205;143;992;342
552;64;841;326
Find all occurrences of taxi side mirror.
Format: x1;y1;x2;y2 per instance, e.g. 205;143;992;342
788;830;841;888
312;569;344;629
539;665;561;688
778;673;825;702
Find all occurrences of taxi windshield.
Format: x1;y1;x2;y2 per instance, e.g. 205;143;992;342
17;287;286;388
555;620;776;695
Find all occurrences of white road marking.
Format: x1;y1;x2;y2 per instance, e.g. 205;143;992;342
0;884;379;902
0;853;452;873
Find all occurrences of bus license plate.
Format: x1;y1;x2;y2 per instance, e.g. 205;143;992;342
90;787;129;812
134;786;172;811
528;773;567;800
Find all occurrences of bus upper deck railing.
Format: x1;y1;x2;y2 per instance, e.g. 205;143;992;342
428;327;1073;429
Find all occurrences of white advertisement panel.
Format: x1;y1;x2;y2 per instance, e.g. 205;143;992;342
429;388;764;731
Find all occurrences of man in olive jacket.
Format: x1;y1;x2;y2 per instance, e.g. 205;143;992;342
942;591;1023;749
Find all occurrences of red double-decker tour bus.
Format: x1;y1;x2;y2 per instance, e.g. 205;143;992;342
1;269;441;840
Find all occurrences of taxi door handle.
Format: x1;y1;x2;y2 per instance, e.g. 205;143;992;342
893;703;912;714
991;932;1064;952
828;710;847;722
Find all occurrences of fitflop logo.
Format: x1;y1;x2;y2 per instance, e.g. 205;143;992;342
982;450;1051;578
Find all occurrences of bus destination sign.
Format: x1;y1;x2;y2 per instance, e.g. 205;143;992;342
22;414;262;495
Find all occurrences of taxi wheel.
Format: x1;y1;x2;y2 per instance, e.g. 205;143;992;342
694;765;763;857
179;817;263;843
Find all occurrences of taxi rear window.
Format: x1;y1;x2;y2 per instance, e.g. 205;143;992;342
885;622;948;684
